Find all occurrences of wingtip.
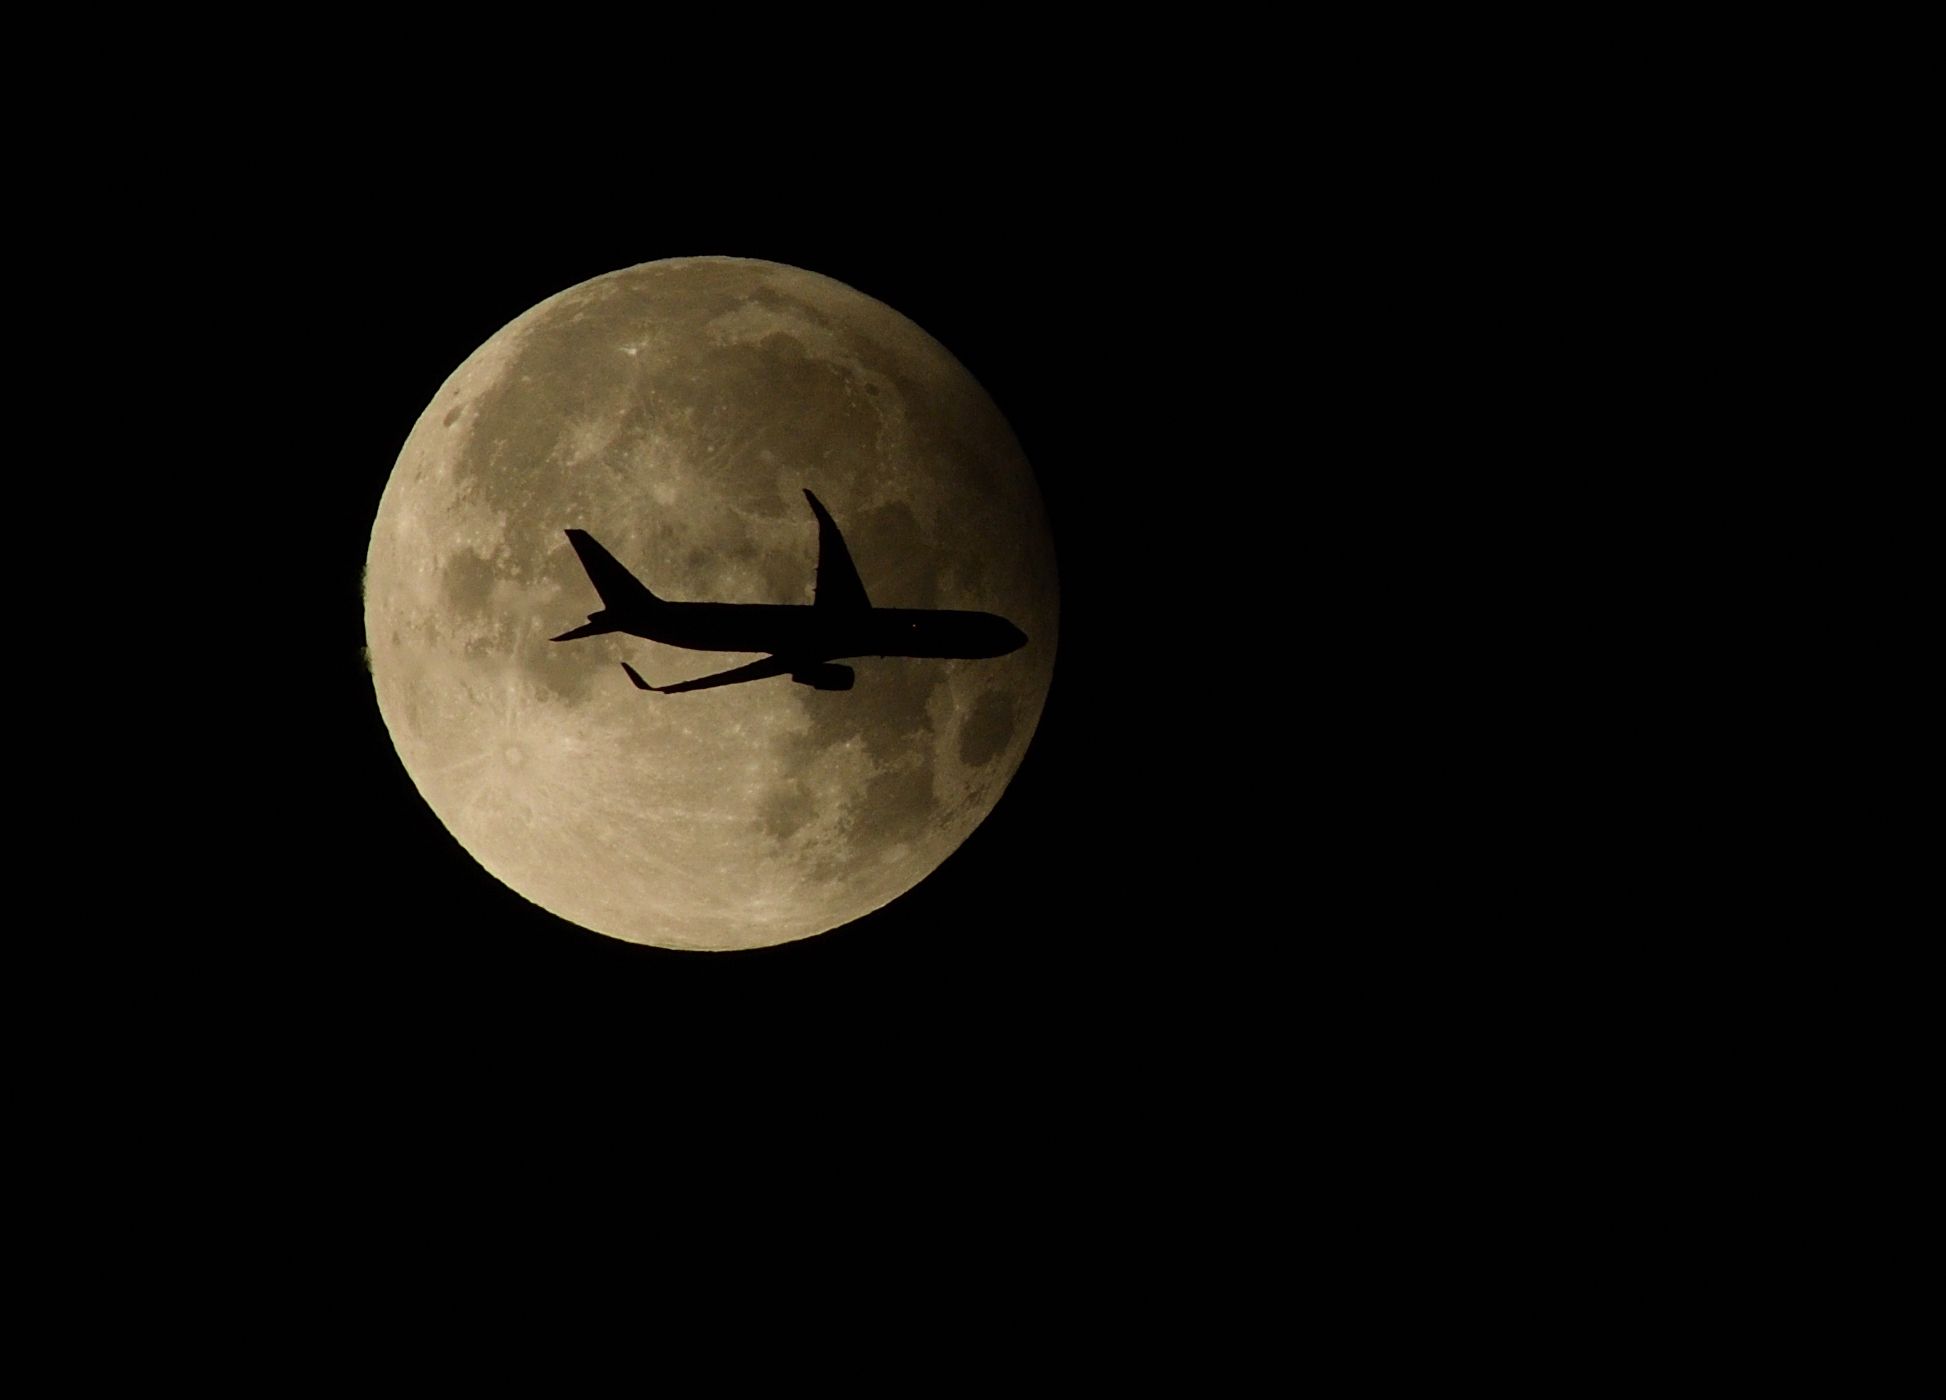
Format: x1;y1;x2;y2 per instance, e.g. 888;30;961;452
620;661;653;691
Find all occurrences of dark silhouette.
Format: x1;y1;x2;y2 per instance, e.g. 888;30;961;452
552;489;1027;693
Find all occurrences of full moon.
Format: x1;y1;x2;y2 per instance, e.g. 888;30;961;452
364;257;1057;951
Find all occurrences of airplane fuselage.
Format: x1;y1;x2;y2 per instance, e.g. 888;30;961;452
599;600;1026;662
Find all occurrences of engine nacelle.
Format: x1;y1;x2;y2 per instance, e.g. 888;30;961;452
791;664;855;691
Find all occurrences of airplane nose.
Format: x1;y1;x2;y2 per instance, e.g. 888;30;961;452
1000;621;1027;654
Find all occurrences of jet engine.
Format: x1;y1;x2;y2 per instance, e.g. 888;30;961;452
791;664;855;691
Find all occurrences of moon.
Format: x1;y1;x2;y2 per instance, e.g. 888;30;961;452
363;257;1058;951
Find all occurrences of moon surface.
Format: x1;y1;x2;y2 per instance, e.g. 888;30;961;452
364;257;1057;951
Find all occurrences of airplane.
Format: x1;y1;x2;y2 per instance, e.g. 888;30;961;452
550;489;1028;694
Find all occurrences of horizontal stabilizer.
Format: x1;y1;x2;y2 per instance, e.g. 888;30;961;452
552;616;617;643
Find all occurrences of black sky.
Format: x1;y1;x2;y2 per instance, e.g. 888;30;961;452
54;68;1925;1370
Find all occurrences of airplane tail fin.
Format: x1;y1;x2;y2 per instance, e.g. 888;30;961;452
554;531;663;643
562;529;662;615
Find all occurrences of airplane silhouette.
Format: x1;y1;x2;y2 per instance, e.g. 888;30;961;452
551;489;1028;693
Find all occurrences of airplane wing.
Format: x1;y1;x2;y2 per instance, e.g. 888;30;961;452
802;489;871;612
620;655;798;695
